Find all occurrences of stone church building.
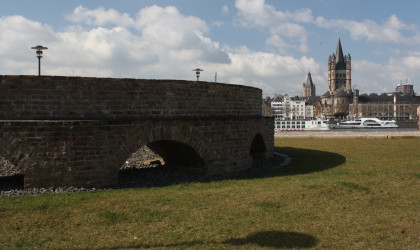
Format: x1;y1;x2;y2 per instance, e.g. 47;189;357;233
322;39;353;117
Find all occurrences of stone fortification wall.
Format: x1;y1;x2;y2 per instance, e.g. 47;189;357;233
0;118;273;188
0;75;273;188
0;75;261;120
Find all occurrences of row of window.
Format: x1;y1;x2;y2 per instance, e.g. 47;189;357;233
275;121;306;129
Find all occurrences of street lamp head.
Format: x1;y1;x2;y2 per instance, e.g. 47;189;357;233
31;45;48;58
193;68;203;81
31;45;48;50
31;45;48;53
31;45;48;76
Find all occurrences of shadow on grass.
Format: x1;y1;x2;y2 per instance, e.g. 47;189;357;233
113;146;346;189
225;230;318;248
95;230;318;249
0;147;346;193
268;146;346;176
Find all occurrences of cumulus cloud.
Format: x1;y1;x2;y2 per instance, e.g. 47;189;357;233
235;0;420;54
66;5;135;27
8;3;418;95
0;15;57;74
315;14;420;44
352;50;420;93
234;0;312;53
214;46;321;94
0;5;231;78
0;4;324;95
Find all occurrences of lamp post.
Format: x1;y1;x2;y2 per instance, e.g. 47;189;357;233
31;45;48;76
192;68;203;81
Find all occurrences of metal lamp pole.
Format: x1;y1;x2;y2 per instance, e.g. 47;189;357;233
31;45;48;76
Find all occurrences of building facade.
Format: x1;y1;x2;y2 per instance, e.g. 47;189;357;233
349;102;418;121
291;99;306;119
270;96;284;119
395;81;414;96
270;95;307;120
305;105;315;119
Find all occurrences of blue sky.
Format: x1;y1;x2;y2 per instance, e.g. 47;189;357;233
2;0;420;96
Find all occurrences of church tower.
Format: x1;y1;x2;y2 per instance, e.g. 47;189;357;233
302;71;316;98
327;38;351;95
323;39;352;117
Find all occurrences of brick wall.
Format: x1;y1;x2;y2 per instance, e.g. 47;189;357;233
0;75;261;120
0;118;273;188
0;75;273;188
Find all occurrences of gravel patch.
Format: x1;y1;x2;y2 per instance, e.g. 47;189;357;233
0;146;285;198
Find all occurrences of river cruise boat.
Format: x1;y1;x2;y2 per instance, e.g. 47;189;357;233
275;119;330;131
330;118;398;129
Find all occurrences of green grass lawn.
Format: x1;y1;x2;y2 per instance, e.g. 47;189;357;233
1;138;419;249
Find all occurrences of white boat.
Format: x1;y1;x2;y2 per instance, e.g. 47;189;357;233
330;118;398;129
275;119;330;131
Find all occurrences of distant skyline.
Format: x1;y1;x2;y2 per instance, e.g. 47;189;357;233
1;0;420;96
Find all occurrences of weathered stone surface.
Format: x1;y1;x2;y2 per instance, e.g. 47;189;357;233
0;76;273;188
0;75;262;120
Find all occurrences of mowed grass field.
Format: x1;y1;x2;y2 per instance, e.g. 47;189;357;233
1;138;419;249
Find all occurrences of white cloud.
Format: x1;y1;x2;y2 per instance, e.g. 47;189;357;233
291;8;314;23
265;35;292;53
135;6;208;48
214;46;321;94
315;14;420;44
0;15;57;74
353;51;420;93
234;0;311;53
0;5;231;78
66;5;135;27
0;4;324;95
5;3;418;95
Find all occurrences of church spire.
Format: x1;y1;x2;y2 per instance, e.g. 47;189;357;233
306;71;313;86
336;38;344;64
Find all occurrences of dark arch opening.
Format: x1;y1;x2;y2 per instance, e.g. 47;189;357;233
118;140;206;187
147;140;205;170
250;134;267;158
250;134;267;162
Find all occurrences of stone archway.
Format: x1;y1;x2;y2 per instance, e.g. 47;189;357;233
250;133;267;160
147;140;205;173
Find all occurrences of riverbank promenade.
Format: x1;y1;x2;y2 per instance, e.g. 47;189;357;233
275;130;420;138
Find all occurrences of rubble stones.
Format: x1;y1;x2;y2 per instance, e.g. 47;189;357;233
0;157;21;177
